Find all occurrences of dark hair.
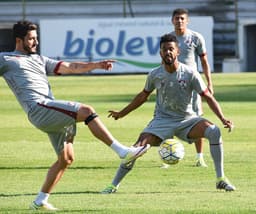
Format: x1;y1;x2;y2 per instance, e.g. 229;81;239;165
160;34;179;47
172;8;189;19
13;20;37;40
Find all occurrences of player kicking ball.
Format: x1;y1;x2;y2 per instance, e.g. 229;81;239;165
0;20;150;211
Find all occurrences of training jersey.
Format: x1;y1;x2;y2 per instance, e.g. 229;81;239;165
170;29;207;71
144;63;207;120
0;51;61;114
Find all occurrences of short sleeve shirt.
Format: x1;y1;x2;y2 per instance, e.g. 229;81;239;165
144;63;207;120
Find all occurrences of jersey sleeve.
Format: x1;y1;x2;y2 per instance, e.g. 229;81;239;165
42;56;62;75
195;32;207;57
0;53;8;75
144;70;156;92
191;70;208;95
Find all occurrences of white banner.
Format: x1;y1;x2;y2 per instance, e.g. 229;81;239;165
40;17;213;73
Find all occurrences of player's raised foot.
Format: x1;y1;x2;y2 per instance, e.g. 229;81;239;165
101;184;119;194
29;201;59;211
216;177;236;191
122;144;150;164
195;157;208;167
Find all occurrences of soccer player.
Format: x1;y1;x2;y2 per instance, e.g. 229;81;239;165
101;33;236;194
0;20;150;211
170;8;213;167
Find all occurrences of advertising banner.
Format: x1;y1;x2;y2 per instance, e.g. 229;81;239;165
40;17;213;73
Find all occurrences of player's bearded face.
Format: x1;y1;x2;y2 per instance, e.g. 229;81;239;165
22;30;38;54
22;41;37;54
160;42;179;65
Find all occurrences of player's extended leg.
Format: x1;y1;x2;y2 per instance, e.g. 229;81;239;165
101;160;136;194
30;141;74;211
101;133;160;194
77;104;150;161
189;121;235;191
194;138;208;167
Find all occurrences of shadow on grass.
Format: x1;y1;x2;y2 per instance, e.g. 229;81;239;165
0;164;156;170
0;166;106;170
0;208;102;213
213;84;256;102
0;189;212;198
0;190;100;198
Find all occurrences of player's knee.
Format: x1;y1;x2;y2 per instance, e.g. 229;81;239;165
79;105;98;125
57;159;73;170
62;157;74;168
79;104;95;116
204;124;222;145
84;112;98;125
66;157;74;166
58;151;74;168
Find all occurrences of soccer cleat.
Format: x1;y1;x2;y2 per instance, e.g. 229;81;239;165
29;201;59;211
195;157;208;167
122;144;150;164
216;177;236;191
101;184;119;194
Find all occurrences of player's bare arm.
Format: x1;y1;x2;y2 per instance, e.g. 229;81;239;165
57;60;116;74
200;54;213;94
202;91;234;131
108;90;151;120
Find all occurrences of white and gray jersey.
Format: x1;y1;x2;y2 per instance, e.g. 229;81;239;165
171;29;207;71
0;51;61;113
144;63;207;120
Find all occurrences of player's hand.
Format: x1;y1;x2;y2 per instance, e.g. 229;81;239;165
108;110;122;120
221;118;234;132
98;59;116;71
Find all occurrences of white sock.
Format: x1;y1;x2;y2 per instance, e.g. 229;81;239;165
34;191;50;205
196;153;203;159
110;139;129;158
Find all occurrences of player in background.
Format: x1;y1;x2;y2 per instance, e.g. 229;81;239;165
0;20;150;211
170;8;213;167
101;33;235;194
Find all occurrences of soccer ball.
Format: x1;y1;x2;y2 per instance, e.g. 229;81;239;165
158;139;185;165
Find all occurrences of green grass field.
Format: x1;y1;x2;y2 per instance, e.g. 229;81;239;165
0;73;256;213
